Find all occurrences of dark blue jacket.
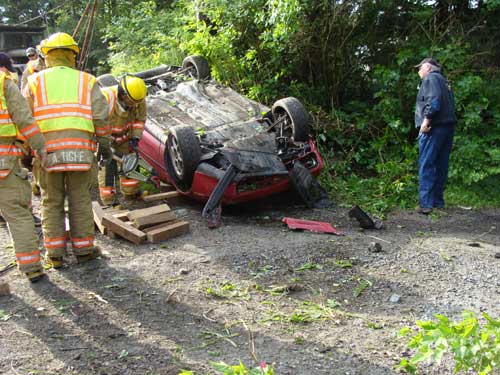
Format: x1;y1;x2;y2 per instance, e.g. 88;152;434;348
415;71;457;128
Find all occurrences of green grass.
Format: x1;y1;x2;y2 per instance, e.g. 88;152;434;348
446;177;500;208
320;168;499;215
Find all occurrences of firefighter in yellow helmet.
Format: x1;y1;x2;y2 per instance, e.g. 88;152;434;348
24;32;110;268
98;75;147;205
0;53;47;282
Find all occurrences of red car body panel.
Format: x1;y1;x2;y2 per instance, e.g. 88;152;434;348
138;130;324;205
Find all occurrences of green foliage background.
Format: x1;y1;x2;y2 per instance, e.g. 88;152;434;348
2;0;499;212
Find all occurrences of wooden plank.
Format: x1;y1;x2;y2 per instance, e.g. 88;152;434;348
147;221;190;243
102;215;146;245
92;201;107;234
113;211;130;221
142;219;182;233
133;211;177;229
142;191;181;203
127;204;170;221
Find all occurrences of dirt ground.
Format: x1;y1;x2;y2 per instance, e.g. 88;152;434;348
0;192;499;375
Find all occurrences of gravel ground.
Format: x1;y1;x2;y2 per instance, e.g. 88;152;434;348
0;193;499;375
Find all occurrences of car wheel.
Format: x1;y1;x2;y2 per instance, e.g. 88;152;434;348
182;55;210;80
96;73;118;87
271;97;310;142
166;125;201;190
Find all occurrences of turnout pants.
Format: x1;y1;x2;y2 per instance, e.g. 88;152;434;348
418;126;454;209
39;169;94;258
0;168;41;273
98;143;140;204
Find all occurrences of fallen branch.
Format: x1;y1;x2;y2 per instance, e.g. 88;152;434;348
240;319;257;364
88;292;108;304
59;347;90;352
0;262;15;277
366;235;392;244
202;309;217;323
10;360;21;375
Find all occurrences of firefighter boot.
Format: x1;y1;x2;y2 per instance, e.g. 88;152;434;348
76;246;102;264
45;255;63;269
25;269;45;283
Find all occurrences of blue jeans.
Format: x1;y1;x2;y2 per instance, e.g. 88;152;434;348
418;126;454;208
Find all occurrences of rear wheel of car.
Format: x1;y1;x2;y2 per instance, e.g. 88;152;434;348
166;125;201;190
182;55;210;80
96;73;118;87
272;97;310;142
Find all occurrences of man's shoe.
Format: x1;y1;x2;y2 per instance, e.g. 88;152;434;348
46;256;63;269
26;270;45;283
76;247;102;264
416;207;433;215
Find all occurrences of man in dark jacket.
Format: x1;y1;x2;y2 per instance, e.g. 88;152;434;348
414;58;457;214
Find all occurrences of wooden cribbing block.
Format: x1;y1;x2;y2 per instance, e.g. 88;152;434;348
127;204;170;221
113;211;130;221
142;219;182;233
146;221;190;243
133;211;177;229
102;215;146;245
92;201;107;234
143;191;181;203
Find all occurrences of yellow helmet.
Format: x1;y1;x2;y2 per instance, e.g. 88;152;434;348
40;32;80;55
119;75;147;101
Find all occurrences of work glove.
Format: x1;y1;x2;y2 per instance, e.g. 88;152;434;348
129;137;140;152
36;148;48;169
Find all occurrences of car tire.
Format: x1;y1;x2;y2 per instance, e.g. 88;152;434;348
166;125;201;190
97;73;118;87
272;97;310;142
182;55;210;80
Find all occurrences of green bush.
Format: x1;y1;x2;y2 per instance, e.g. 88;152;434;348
397;311;500;374
102;0;500;211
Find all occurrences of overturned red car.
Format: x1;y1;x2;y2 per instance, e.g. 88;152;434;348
98;56;324;209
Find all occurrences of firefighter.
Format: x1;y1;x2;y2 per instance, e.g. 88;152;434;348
21;45;46;92
0;53;19;86
98;75;147;205
21;43;46;196
24;32;110;268
0;63;47;282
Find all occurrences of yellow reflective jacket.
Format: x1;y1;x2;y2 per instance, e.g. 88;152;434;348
27;66;109;172
0;72;45;178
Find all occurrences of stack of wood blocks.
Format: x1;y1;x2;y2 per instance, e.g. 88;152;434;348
92;192;189;244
